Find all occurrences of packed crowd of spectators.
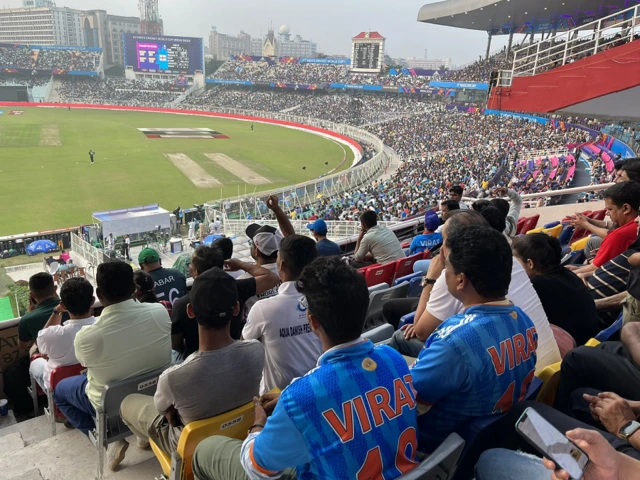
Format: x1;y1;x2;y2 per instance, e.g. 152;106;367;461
6;182;640;480
213;60;350;84
0;74;50;87
56;77;180;107
183;86;435;124
0;45;100;72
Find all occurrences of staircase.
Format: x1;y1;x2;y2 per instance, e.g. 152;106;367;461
488;4;640;118
46;79;63;103
0;413;162;479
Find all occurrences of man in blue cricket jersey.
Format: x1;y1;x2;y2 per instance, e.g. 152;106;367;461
408;212;443;255
411;224;538;452
192;256;419;480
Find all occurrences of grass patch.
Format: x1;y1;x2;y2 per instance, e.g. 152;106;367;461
0;107;353;235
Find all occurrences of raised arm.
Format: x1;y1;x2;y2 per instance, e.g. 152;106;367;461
266;195;295;238
225;259;280;295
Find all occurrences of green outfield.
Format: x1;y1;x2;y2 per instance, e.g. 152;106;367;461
0;107;353;236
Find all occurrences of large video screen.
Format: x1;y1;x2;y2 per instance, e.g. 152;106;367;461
123;34;203;74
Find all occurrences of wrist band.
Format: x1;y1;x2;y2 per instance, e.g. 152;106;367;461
248;424;264;432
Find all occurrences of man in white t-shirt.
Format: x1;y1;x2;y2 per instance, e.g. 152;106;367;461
30;278;96;392
242;234;321;393
390;209;560;373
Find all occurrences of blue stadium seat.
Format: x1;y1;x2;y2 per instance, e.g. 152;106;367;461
558;224;574;246
394;271;423;287
407;277;423;298
595;313;623;342
399;312;416;329
543;221;561;229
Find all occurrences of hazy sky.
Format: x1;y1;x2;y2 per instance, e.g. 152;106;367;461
3;0;514;66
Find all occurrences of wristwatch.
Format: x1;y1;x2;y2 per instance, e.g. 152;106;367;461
619;420;640;443
420;277;437;288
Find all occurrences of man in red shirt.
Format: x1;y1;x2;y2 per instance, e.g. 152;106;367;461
573;182;640;278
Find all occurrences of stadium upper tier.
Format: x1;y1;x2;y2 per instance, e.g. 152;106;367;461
418;0;637;33
0;45;101;73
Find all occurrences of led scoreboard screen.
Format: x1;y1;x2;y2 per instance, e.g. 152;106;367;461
123;34;203;74
354;43;380;70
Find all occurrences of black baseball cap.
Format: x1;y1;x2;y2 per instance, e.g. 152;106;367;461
245;224;283;256
190;267;238;322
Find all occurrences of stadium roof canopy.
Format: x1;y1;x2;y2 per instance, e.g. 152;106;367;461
418;0;639;34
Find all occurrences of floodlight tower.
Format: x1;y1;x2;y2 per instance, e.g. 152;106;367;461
138;0;163;35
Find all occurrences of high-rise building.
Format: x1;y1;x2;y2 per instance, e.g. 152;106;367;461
82;10;141;66
208;27;252;60
0;6;84;46
406;57;452;69
276;25;316;58
251;37;263;56
22;0;52;7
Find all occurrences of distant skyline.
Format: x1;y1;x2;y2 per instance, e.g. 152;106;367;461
1;0;516;66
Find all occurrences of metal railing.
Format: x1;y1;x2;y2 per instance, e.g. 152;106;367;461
70;233;103;277
223;219;398;240
201;109;390;221
512;4;640;77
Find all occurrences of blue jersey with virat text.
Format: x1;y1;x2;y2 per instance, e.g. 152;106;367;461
240;339;419;480
411;303;537;452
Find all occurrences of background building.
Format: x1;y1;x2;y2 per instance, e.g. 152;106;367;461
22;0;52;7
406;57;452;69
82;10;141;66
276;25;317;57
208;27;252;60
251;37;263;56
0;6;84;46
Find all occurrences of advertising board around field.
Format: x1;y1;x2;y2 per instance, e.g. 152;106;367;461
122;33;204;75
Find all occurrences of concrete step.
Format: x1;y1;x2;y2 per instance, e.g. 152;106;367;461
0;432;25;456
0;428;159;480
0;414;68;447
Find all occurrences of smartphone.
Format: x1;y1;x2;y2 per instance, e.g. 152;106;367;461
516;407;589;480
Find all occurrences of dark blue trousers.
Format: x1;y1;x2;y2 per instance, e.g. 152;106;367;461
53;375;95;436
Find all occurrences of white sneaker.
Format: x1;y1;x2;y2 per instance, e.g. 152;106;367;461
108;439;129;471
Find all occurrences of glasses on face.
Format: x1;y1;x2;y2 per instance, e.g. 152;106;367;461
248;239;254;248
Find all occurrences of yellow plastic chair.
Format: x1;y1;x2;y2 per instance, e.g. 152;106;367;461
570;236;590;252
542;224;563;238
151;389;280;480
535;338;601;406
526;227;545;235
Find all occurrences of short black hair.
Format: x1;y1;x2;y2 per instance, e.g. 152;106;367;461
296;257;368;344
96;261;135;303
28;272;54;296
450;185;464;196
603;181;640;211
60;278;94;316
490;198;510;219
614;160;626;171
621;158;640;182
446;225;512;299
471;199;492;212
279;235;318;279
360;210;378;229
479;205;507;233
133;270;158;303
440;199;460;212
212;238;234;260
512;233;562;273
191;246;224;274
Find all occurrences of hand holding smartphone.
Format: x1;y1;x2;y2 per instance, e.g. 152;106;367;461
516;407;590;479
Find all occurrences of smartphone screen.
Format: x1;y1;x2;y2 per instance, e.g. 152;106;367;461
516;408;589;480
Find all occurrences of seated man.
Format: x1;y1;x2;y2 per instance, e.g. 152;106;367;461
351;210;405;268
435;199;460;234
409;212;442;255
172;246;280;357
4;272;67;415
554;322;640;419
449;185;470;209
571;181;640;276
138;248;187;305
411;225;537;452
30;278;96;392
390;210;559;373
306;219;341;257
114;267;264;469
192;257;419;480
53;261;171;438
242;235;321;393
